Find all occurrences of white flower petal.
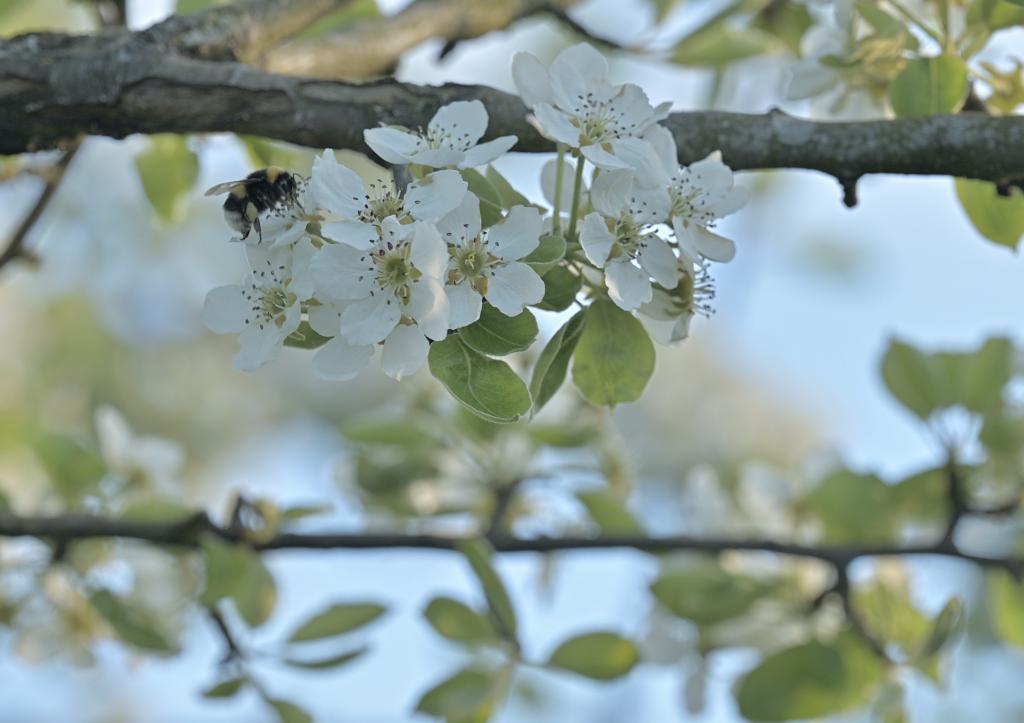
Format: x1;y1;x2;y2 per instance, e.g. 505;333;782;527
407;148;465;168
644;124;679;177
512;52;556;107
406;170;468;222
674;218;737;263
629;185;671;225
410;222;449;279
429;100;489;147
532;104;581;147
235;322;287;371
637;235;679;289
307;300;344;336
445;281;483;329
459;135;518;168
381;324;430;380
311;243;375;300
364;127;422;164
407;276;449;340
589;169;633;218
202;285;247;334
610;137;669;188
786;61;839;100
605;259;652;311
550;43;612;110
339;292;402;345
311;150;367;218
486;205;542;261
688;151;736;196
312;336;372;380
579;212;616;267
321;220;377;249
436;192;482;246
486;261;544;316
580;143;632;171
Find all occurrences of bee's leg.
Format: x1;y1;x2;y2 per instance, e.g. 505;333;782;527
254;216;263;243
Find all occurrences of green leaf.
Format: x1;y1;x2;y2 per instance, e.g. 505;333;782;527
202;677;247;698
547;631;639;680
456;539;518;642
288;602;386;643
283;321;331;350
523;234;567;272
460;304;538;356
283;646;367;670
199;537;277;627
955;179;1024;250
342;419;440;448
736;635;884;721
268;699;313;723
119;499;197;523
530;311;586;414
428;335;532;424
571;300;656;406
534;266;582;312
804;470;897;544
416;668;501;719
889;466;948;524
135;134;199;223
651;565;773;626
424;596;497;646
576;490;643;534
672;26;778;67
881;339;942;419
854;576;931;653
33;434;105;504
90;589;178;654
232;552;277;627
485;166;530;209
889;55;968;117
918;597;964;660
989;571;1024;647
462;170;504;227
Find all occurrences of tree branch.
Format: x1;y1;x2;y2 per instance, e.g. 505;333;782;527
0;511;1020;575
261;0;580;79
1;30;1022;186
0;138;82;271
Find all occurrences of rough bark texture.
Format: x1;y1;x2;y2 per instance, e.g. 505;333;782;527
3;27;1023;185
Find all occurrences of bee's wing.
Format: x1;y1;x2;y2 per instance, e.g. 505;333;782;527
204;180;248;196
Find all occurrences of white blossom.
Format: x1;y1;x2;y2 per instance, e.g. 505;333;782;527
646;126;748;265
364;100;517;169
579;169;674;311
238;179;313;250
310;216;449;379
202;240;316;371
637;264;716;345
309;150;467;245
94;405;184;491
512;43;671;182
437;193;545;326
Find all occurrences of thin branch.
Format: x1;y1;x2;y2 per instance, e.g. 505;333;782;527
207;604;244;663
485;479;523;538
0;512;1021;575
829;563;889;661
261;0;581;79
2;33;1024;188
0;138;82;271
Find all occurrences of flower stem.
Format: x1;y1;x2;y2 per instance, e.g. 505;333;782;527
567;154;586;242
552;144;566;235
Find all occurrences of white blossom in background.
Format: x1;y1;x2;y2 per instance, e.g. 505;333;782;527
94;405;184;492
310;216;449;379
437;193;545;327
309;150;467;244
579;169;675;311
645;126;748;265
512;43;671;182
202;240;317;371
364;100;517;169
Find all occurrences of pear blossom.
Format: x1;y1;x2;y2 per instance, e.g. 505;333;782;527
579;169;675;311
310;216;449;379
309;150;467;244
437;193;545;327
638;264;716;345
202;240;316;371
512;43;671;181
235;177;313;249
94;405;184;491
645;126;748;265
364;100;517;169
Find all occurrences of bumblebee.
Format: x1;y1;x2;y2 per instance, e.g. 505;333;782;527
205;167;304;241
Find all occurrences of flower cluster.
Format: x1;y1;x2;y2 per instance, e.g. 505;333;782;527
202;43;748;406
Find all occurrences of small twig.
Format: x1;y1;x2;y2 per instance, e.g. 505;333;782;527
830;563;890;661
486;479;523;538
939;453;966;551
535;3;629;51
0;139;83;272
207;604;244;664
